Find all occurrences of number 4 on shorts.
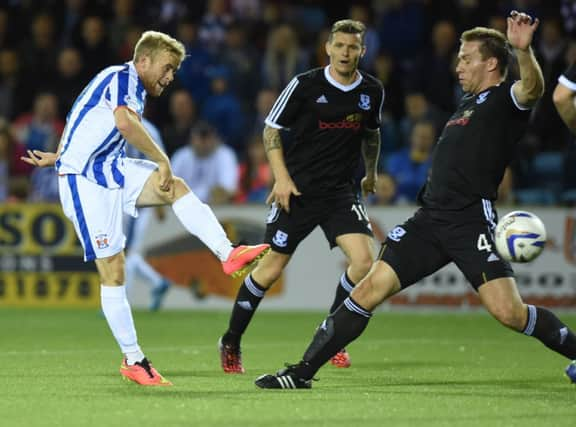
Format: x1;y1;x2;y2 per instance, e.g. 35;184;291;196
477;233;492;252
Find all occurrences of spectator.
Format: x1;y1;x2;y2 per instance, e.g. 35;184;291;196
385;120;435;203
12;92;64;153
0;8;16;50
310;27;331;68
368;172;397;206
54;0;86;47
27;166;59;202
175;18;214;106
399;92;448;146
0;48;31;119
76;15;115;76
218;22;260;110
408;20;458;114
162;88;197;157
171;121;238;204
18;13;58;82
234;133;271;204
248;87;277;136
262;24;309;90
51;47;87;119
376;0;425;62
108;0;136;54
531;16;570;151
0;124;31;201
198;0;234;54
349;4;380;70
372;52;405;121
116;23;144;62
230;0;262;22
201;65;246;155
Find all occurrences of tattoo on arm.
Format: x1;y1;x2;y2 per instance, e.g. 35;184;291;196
362;129;381;174
263;126;283;153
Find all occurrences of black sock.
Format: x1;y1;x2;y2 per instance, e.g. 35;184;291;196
522;305;576;360
295;297;372;379
328;272;355;314
222;274;267;346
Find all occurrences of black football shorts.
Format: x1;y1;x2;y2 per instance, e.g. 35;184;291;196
379;202;514;290
264;192;373;254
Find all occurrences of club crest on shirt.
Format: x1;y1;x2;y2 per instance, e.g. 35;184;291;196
272;230;288;248
476;91;490;104
95;233;110;250
358;94;371;110
123;94;144;113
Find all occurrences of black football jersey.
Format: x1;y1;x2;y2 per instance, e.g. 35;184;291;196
419;80;530;210
265;67;384;195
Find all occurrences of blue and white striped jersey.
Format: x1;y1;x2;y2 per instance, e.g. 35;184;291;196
56;61;147;188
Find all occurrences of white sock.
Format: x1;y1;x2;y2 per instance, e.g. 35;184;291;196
172;191;233;261
100;284;145;364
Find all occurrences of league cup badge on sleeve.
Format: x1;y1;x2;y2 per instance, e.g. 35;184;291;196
494;211;546;263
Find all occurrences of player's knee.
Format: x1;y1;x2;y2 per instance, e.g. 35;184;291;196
96;253;125;285
155;176;188;204
349;255;373;278
172;177;190;200
252;259;284;287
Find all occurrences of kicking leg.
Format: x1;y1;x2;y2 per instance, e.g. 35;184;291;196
137;172;269;276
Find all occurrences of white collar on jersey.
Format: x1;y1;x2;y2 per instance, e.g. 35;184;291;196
324;66;363;92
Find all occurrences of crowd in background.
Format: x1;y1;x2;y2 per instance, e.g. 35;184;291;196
1;0;575;206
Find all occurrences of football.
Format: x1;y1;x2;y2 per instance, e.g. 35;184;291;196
494;211;547;263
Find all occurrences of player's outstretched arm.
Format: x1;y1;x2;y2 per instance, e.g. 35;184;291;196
360;128;381;197
508;10;544;107
262;125;301;213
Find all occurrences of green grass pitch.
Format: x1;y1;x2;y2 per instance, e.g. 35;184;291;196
1;309;574;427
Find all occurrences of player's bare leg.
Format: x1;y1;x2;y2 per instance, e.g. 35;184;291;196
479;277;576;382
137;171;270;276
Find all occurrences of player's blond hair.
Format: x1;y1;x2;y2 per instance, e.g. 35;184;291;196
461;27;509;77
133;31;185;64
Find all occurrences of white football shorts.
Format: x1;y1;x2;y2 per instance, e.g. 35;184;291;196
58;158;157;261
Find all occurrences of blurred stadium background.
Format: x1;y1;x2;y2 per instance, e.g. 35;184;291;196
1;1;576;426
2;0;576;310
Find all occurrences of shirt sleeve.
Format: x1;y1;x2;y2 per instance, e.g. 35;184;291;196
558;63;576;91
264;76;305;129
108;69;142;115
366;85;385;130
508;80;532;112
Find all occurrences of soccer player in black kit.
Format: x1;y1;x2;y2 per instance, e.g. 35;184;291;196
553;62;576;135
256;11;576;389
218;20;384;373
553;50;576;383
